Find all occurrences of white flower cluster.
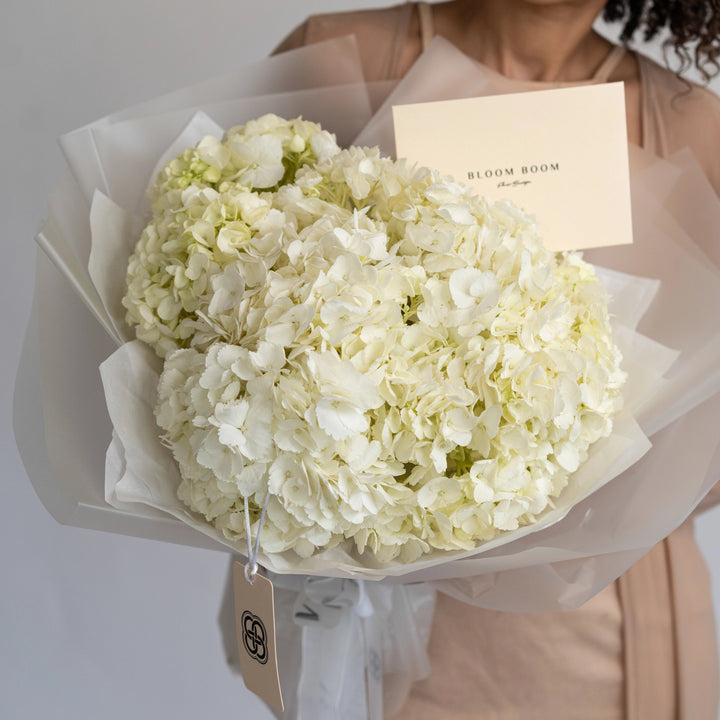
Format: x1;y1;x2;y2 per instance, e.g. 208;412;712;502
128;115;626;563
123;115;337;357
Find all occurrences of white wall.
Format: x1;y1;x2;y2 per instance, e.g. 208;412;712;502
2;2;718;718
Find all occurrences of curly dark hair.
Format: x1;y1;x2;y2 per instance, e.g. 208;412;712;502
603;0;720;80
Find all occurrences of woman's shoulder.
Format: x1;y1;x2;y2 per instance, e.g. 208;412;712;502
637;53;720;190
638;52;720;112
273;3;422;81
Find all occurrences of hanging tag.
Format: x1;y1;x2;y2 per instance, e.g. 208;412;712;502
233;561;284;712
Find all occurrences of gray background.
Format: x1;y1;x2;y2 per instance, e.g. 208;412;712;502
2;1;719;718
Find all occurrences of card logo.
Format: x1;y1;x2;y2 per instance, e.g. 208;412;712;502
241;610;268;665
467;162;560;188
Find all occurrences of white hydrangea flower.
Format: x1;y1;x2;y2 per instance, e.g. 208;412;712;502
123;115;340;358
138;116;627;562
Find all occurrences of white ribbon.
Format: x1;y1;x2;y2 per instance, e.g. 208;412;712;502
293;577;382;720
256;574;435;720
243;493;270;583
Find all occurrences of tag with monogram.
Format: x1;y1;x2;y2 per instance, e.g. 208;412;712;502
233;561;284;712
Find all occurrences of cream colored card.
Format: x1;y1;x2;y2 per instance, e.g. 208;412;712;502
393;83;632;251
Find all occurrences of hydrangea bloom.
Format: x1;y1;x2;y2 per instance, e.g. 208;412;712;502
123;115;339;357
130;116;626;563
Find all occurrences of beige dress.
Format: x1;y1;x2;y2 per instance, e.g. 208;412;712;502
275;4;720;718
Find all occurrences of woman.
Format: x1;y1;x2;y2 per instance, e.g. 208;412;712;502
275;2;720;718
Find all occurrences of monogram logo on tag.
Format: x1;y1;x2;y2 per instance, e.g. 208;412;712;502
241;610;268;665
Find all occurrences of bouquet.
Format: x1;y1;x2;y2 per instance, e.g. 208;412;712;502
124;113;627;565
16;35;720;720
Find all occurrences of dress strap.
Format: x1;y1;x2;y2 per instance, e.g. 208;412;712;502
387;2;415;78
593;44;626;82
417;1;434;52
